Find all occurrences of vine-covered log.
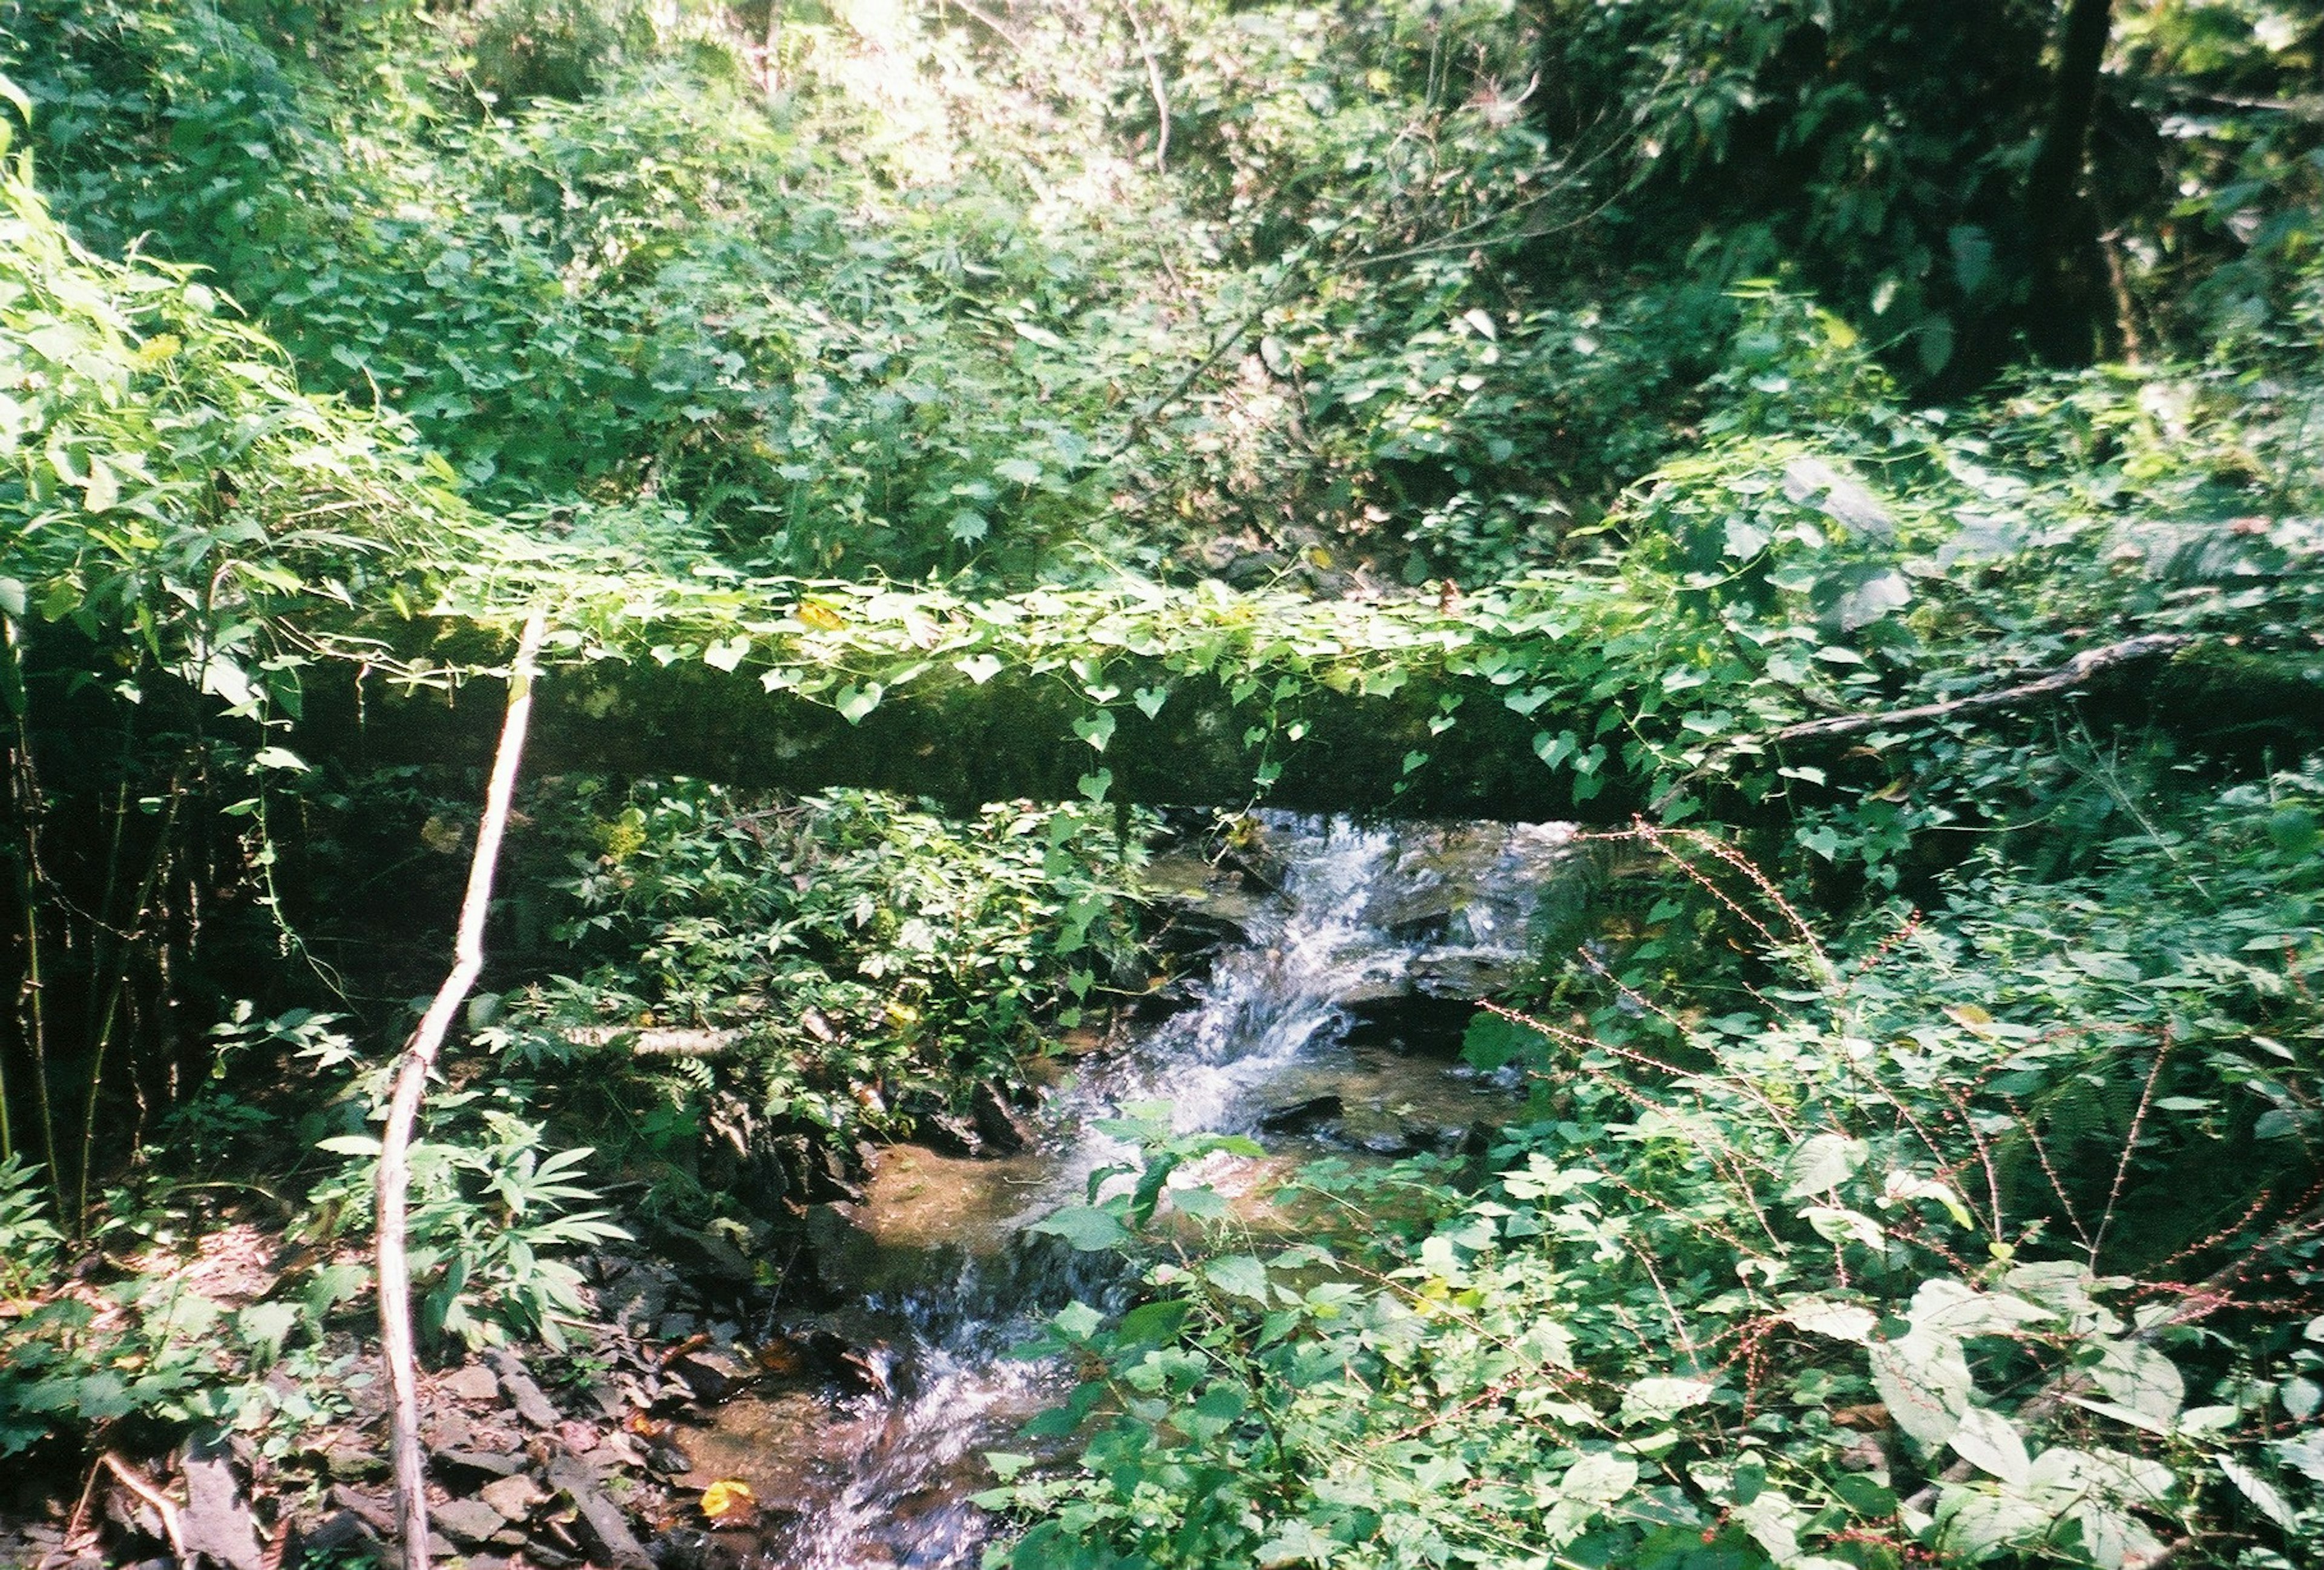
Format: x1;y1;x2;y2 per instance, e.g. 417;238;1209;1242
318;617;2310;822
338;647;1648;823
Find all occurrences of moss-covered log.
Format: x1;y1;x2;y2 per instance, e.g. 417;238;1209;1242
312;616;2303;823
333;650;1644;823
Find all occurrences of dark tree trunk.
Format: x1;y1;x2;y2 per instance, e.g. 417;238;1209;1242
2019;0;2117;362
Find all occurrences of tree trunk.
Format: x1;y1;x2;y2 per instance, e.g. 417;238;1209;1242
2020;0;2117;362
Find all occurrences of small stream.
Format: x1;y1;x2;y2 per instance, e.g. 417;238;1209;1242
681;813;1584;1568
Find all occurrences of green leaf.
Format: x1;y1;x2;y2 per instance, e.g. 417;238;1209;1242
252;746;309;772
1116;1299;1192;1347
1072;710;1115;752
1557;1452;1638;1505
1870;1329;1971;1450
1781;1298;1877;1344
1051;1300;1104;1340
81;453;119;514
836;682;884;724
202;657;256;711
1934;1485;2051;1560
1948;1406;2030;1489
2219;1454;2299;1531
1030;1205;1129;1252
1620;1376;1715;1424
956;653;1003;684
1204;1254;1269;1302
238;1301;301;1364
1781;1132;1866;1200
2091;1340;2183;1424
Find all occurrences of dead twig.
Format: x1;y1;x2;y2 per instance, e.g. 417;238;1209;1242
376;613;546;1570
99;1454;185;1564
1121;0;1170;171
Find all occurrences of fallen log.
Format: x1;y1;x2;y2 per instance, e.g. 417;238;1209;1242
1758;633;2194;748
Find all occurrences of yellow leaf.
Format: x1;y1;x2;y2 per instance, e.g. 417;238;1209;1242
796;602;846;631
700;1479;757;1522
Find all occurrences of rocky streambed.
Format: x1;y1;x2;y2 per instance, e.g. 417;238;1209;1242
663;811;1594;1569
1;813;1590;1570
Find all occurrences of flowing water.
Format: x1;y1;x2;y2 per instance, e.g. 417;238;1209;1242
686;813;1583;1569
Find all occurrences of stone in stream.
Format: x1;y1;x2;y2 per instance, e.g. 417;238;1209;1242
970;1081;1033;1152
1258;1093;1344;1134
1342;993;1480;1056
914;1108;986;1158
665;1348;757;1405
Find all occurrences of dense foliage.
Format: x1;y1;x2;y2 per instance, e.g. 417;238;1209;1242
0;0;2320;1565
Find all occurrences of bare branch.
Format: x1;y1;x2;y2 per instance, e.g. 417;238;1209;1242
376;613;546;1570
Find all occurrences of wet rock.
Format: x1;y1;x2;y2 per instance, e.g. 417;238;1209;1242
433;1497;508;1547
642;1435;695;1477
1343;994;1479;1057
177;1434;267;1570
1357;1129;1419;1157
970;1082;1032;1154
657;1312;701;1341
660;1226;758;1284
442;1364;501;1403
804;1142;866;1205
484;1349;563;1428
666;1348;755;1406
656;1526;764;1570
1258;1094;1344;1134
1400;1120;1470;1154
914;1109;985;1158
1056;1022;1117;1055
605;1267;673;1336
1409;949;1527;999
1155;898;1270;957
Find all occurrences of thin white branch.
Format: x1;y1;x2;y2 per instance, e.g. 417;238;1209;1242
376;613;545;1570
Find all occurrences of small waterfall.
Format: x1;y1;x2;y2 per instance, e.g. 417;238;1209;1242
732;813;1579;1570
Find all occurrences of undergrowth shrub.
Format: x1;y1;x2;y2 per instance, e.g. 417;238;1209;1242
468;0;645;102
501;783;1153;1160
